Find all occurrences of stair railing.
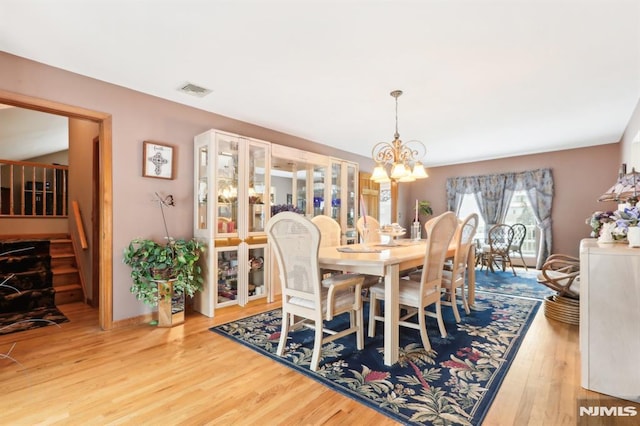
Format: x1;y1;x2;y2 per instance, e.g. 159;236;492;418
0;159;69;217
71;200;89;303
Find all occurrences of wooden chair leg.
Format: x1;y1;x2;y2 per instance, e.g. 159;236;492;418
310;321;324;371
461;284;470;315
368;293;378;337
435;301;447;338
277;311;291;357
450;290;461;323
518;251;528;271
417;309;432;351
356;307;364;350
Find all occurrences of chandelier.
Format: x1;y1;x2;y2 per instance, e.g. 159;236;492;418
370;90;428;183
598;167;640;205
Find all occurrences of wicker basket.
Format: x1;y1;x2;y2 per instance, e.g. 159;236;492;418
543;294;579;325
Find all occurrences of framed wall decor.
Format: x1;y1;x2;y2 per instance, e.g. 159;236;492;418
143;141;175;179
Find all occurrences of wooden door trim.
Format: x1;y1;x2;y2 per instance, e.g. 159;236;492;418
0;89;114;330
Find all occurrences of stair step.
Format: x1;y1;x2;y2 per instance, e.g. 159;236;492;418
55;283;83;305
53;265;79;274
0;287;56;312
1;234;85;306
51;253;74;258
53;269;79;285
51;254;76;269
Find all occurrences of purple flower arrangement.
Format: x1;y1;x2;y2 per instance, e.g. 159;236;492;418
271;204;304;216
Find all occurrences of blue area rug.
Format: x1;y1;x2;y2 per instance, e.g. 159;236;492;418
474;267;554;300
211;292;540;425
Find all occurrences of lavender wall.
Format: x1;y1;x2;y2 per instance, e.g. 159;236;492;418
621;98;640;168
400;143;620;257
0;52;370;321
0;50;628;320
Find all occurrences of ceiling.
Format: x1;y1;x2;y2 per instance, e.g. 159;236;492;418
1;1;639;167
0;105;68;161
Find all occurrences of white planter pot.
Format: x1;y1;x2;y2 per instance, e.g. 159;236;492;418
628;226;640;248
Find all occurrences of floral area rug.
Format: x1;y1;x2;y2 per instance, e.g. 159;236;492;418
211;292;540;425
474;267;554;300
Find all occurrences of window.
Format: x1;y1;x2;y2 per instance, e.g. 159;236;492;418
458;190;537;257
503;191;537;257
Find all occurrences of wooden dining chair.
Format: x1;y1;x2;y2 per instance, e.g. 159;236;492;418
509;223;528;270
267;212;365;371
311;215;342;247
484;223;516;275
440;213;478;322
315;214;380;289
356;216;381;244
367;211;458;351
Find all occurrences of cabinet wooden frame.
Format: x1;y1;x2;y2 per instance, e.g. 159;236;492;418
142;140;175;180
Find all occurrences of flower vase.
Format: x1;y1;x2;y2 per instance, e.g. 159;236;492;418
628;226;640;248
360;225;370;246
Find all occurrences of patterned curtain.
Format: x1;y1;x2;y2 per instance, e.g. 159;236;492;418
515;168;554;269
446;168;554;267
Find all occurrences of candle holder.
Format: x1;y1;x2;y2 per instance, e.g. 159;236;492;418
360;224;370;246
411;222;421;240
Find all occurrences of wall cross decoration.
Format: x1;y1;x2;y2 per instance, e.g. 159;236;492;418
143;141;175;180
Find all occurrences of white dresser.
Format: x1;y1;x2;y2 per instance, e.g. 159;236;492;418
579;238;640;402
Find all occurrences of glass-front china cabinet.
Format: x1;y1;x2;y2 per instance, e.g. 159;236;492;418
193;129;270;317
330;158;358;244
195;130;359;316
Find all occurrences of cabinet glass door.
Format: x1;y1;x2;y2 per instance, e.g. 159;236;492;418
345;162;357;243
216;135;239;234
247;246;266;299
216;247;239;305
313;165;326;217
331;162;341;222
296;168;307;214
248;143;267;233
196;145;209;230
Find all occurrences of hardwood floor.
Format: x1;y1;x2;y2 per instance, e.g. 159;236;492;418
0;299;634;425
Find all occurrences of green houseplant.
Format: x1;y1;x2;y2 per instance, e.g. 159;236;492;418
418;200;433;217
122;193;204;307
123;237;203;306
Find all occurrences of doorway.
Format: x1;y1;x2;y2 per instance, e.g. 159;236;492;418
0;89;114;330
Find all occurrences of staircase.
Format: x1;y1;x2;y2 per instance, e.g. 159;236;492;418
49;237;84;305
0;239;54;315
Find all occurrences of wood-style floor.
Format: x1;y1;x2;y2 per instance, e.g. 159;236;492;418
0;297;632;425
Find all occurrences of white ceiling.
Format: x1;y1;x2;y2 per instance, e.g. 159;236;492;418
0;105;68;160
1;1;639;166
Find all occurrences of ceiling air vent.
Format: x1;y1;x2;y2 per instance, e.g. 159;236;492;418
178;82;212;98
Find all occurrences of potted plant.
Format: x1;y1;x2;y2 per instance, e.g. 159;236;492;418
418;200;433;217
122;193;204;326
123;237;203;304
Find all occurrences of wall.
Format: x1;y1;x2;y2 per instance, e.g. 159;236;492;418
69;119;99;301
401;143;621;257
0;50;630;320
27;150;69;165
621;98;640;168
0;51;369;322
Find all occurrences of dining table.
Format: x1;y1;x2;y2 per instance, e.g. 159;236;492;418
318;239;475;366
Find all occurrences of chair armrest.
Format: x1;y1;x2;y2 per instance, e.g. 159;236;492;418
322;274;364;320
